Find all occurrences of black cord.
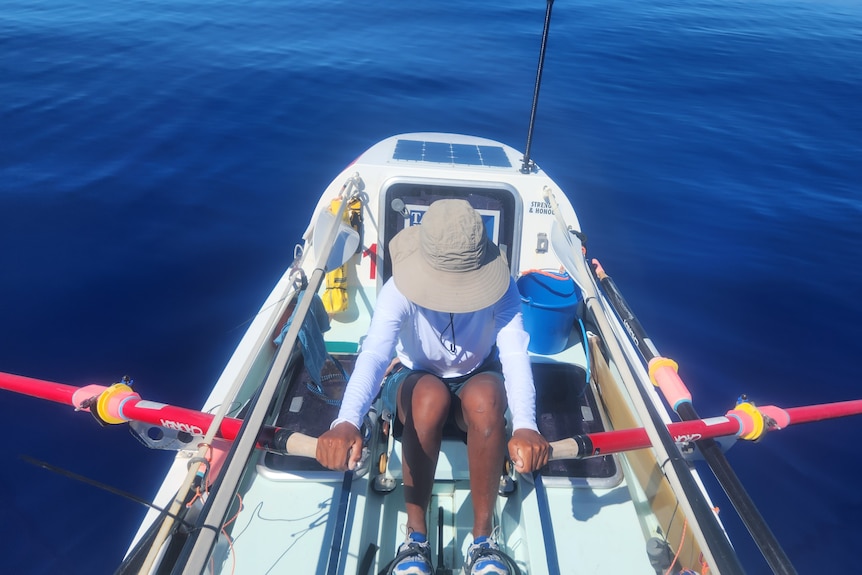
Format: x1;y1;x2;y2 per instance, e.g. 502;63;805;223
19;454;195;528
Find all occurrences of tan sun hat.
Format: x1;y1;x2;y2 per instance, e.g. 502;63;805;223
389;199;511;313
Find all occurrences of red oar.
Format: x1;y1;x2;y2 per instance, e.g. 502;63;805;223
0;371;315;457
548;399;862;459
4;370;862;461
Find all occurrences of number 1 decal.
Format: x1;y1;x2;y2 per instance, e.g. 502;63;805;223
362;243;378;280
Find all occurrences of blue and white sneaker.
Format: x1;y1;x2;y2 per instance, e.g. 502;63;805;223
391;532;432;575
463;536;511;575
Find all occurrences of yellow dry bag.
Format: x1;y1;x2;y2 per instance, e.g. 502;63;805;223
322;198;362;314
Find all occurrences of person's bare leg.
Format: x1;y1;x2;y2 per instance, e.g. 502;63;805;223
457;373;507;537
398;373;450;536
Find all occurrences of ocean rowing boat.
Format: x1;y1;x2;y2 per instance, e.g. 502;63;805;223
4;4;862;573
4;130;862;574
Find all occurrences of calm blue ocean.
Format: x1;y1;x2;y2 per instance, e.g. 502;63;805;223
2;1;860;573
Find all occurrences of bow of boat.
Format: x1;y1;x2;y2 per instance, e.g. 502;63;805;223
116;132;735;575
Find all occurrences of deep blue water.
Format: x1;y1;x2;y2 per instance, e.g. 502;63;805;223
2;1;860;573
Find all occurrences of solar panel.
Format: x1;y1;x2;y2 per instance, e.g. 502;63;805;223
393;139;512;168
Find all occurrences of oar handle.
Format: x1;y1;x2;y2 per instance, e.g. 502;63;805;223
265;428;319;458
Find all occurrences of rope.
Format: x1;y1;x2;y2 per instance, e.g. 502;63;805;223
217;493;243;575
305;355;348;406
665;518;688;575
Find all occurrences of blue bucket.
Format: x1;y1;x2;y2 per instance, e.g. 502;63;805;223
517;271;580;354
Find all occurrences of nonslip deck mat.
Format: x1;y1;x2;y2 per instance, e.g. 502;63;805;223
264;355;354;472
533;362;618;479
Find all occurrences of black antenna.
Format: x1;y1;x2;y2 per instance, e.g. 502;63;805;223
521;0;555;174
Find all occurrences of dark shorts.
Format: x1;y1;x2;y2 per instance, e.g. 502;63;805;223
380;350;503;440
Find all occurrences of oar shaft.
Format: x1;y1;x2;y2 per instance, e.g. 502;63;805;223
786;400;862;425
551;416;744;459
0;371;79;405
120;399;243;441
121;403;310;457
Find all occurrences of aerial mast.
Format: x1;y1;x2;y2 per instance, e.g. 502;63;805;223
521;0;555;173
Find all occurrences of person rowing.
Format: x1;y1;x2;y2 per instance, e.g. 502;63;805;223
316;199;549;575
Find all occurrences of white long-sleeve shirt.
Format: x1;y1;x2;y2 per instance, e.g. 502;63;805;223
334;277;538;432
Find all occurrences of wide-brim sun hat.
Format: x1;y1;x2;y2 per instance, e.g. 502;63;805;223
389;199;511;313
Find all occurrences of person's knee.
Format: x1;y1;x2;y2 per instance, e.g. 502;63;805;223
402;375;450;427
460;376;506;427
